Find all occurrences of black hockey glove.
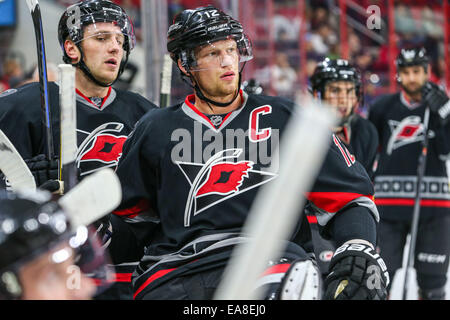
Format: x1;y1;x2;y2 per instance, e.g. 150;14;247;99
25;154;60;192
422;81;450;125
323;241;389;300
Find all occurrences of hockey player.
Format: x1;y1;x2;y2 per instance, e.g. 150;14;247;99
311;58;378;178
369;47;450;299
0;190;96;300
0;0;156;299
0;0;156;188
109;6;389;300
308;58;379;275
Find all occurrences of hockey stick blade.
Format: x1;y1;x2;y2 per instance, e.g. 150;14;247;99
214;95;336;300
59;64;78;193
58;168;122;231
0;130;36;192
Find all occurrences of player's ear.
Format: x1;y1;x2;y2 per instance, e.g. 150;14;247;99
64;40;81;64
177;59;189;77
313;90;319;99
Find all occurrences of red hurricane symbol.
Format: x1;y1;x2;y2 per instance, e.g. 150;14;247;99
396;125;420;139
196;162;252;197
81;134;127;163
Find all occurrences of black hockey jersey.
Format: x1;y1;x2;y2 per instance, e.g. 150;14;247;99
369;91;450;221
336;114;379;179
0;82;156;176
112;91;379;299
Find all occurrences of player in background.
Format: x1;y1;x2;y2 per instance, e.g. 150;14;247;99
242;78;264;95
107;6;388;300
311;58;379;178
368;47;450;299
308;58;379;275
0;190;98;300
0;0;157;299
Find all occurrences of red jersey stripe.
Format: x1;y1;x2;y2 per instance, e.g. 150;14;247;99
114;273;133;283
133;268;176;299
307;192;373;213
306;215;318;224
375;198;450;208
261;263;291;276
113;199;150;218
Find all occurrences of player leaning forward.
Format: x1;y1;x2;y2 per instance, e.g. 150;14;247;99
0;0;156;189
108;6;389;300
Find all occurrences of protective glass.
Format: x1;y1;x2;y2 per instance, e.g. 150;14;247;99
67;6;136;51
187;35;253;72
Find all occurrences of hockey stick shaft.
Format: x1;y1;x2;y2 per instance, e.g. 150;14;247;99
59;64;78;194
0;130;36;192
402;107;431;300
27;0;55;160
159;54;172;108
214;97;336;300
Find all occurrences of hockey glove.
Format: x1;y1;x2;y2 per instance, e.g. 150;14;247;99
323;241;389;300
25;154;60;192
422;81;450;125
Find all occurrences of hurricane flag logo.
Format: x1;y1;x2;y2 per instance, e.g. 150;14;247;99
177;148;277;227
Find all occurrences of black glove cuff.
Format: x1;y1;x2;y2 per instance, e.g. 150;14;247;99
329;242;390;287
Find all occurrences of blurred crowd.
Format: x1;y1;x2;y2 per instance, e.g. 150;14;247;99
1;0;448;114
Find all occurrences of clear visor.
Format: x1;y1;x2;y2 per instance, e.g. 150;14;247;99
14;226;113;300
69;10;136;51
187;36;253;72
78;29;128;50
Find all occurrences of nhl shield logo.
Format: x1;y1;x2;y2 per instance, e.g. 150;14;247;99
177;148;277;227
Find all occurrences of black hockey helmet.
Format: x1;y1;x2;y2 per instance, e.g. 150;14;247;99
167;5;253;71
0;190;72;299
167;6;253;108
58;0;136;87
242;78;263;95
310;58;362;99
395;47;429;70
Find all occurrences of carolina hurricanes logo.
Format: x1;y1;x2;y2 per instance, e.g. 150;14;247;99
76;122;128;176
387;116;435;155
196;161;253;197
80;134;127;163
177;149;277;227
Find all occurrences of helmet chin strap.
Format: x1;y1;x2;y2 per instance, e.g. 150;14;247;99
74;46;129;89
193;72;242;108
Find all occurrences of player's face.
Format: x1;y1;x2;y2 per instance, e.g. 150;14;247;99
398;65;428;97
191;39;240;100
323;81;357;121
80;22;125;85
19;243;96;300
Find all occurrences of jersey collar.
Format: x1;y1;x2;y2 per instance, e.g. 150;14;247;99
181;90;248;132
75;86;116;110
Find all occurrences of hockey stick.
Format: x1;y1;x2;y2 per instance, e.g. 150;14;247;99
401;107;431;300
26;0;55;161
214;95;336;300
58;64;78;194
0;130;36;192
159;54;172;108
58;168;122;231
